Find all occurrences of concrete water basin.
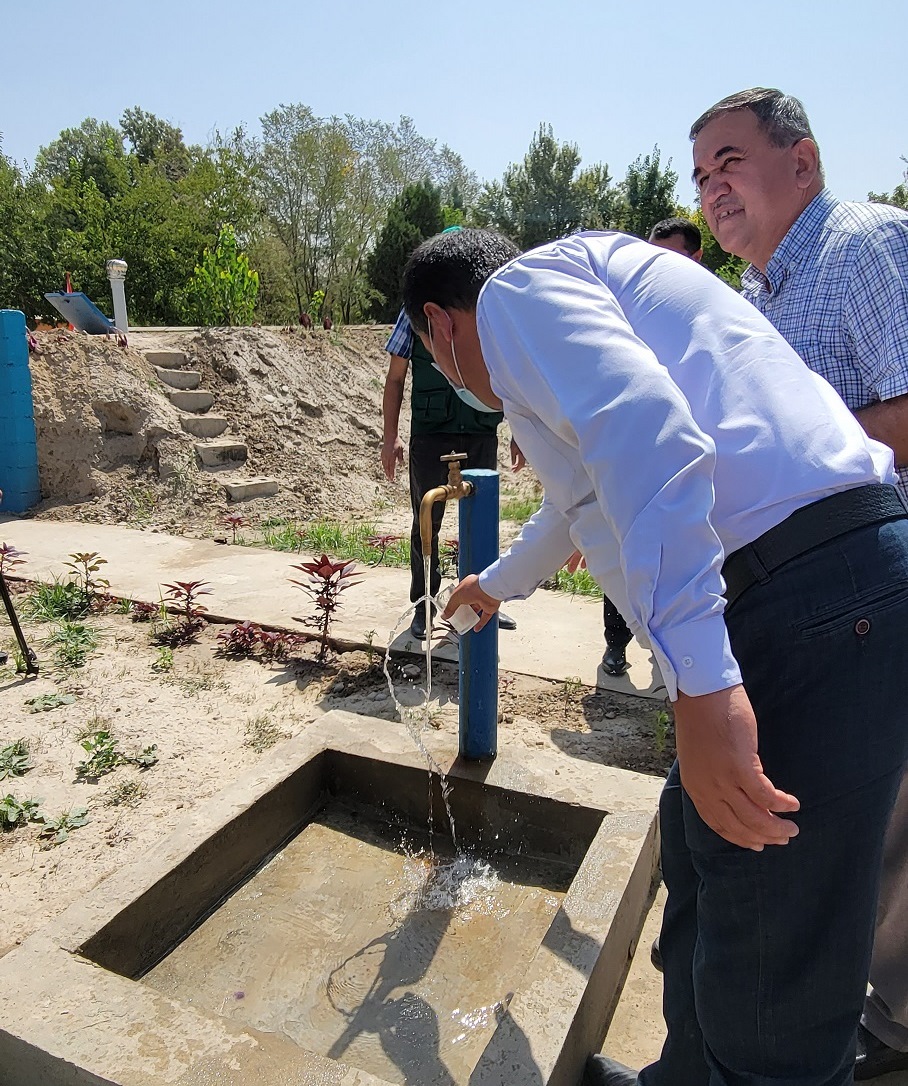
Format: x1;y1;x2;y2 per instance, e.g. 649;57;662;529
0;711;661;1086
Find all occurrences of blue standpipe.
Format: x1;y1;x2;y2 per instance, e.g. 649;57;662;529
458;468;499;760
0;311;41;513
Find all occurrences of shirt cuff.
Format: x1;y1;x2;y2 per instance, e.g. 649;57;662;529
648;613;742;701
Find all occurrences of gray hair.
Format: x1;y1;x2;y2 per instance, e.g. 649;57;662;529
690;87;823;177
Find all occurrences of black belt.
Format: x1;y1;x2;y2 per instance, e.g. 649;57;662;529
722;483;908;610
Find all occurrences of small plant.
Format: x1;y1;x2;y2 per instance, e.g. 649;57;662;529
0;542;26;575
38;806;90;847
24;578;88;621
546;567;602;598
0;793;43;830
125;485;157;525
244;715;290;753
217;620;261;657
653;709;673;755
130;599;159;623
152;646;174;672
45;620;98;669
12;648;27;674
258;629;295;663
26;692;77;713
116;596;134;615
103;779;147;808
439;538;460;578
64;552;110;610
559;675;583;716
75;730;158;781
364;629;377;666
290;554;362;663
225;514;247;543
160;580;211;641
366;534;403;566
0;739;33;780
501;496;543;523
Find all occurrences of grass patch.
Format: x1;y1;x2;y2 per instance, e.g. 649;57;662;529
24;579;88;622
500;495;542;523
103;779;147;808
244;714;290;753
259;519;411;567
546;568;602;598
45;621;98;669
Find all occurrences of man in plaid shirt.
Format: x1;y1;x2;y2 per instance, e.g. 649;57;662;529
690;87;908;1082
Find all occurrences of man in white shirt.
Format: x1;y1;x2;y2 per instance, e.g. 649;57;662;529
402;227;908;1086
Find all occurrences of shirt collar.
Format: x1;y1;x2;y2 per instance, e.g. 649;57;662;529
741;188;838;295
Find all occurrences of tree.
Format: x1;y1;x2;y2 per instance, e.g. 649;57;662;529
615;147;678;239
35;118;126;197
366;181;444;320
120;106;190;180
472;124;616;248
184;224;259;325
869;157;908;210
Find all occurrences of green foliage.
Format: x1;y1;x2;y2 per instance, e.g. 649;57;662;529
184;224;259;325
64;551;110;609
547;567;602;597
38;806;90;847
26;692;77;713
0;793;43;830
615;147;678;240
653;709;673;755
0;739;33;780
500;495;542;522
473;123;616;248
24;578;88;622
45;621;98;669
367;180;445;320
75;730;158;781
560;675;583;716
685;207;747;289
260;519;410;566
868;156;908;210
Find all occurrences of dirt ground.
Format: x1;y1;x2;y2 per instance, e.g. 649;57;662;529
26;326;540;545
0;583;673;962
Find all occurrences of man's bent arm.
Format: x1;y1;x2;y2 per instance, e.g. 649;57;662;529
381;355;408;481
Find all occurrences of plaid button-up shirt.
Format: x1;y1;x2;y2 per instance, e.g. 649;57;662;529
741;189;908;495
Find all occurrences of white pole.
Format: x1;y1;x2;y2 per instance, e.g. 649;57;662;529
106;258;129;335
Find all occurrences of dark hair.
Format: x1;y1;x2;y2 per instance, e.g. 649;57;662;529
689;87;823;177
402;228;520;333
648;216;702;254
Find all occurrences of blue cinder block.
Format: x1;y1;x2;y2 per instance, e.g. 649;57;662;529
0;310;41;512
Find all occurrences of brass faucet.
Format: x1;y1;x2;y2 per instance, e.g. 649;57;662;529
419;452;474;558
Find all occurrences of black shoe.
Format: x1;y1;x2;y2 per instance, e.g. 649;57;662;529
585;1054;639;1086
498;611;517;631
650;936;663;973
602;644;630;676
410;609;429;641
855;1024;908;1080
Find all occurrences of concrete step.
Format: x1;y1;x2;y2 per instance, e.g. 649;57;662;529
222;477;280;502
195;440;248;468
145;350;188;369
180;414;229;438
169;390;214;413
155;367;201;390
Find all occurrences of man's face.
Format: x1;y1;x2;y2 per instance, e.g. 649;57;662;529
651;234;701;261
692;108;815;270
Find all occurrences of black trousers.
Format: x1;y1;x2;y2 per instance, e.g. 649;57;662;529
408;432;498;604
603;595;632;648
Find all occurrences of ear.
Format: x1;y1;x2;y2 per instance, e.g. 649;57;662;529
692;248;704;263
423;302;453;342
792;137;821;191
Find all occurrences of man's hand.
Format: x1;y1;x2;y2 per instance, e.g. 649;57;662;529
674;684;800;850
441;574;502;632
510;438;526;472
381;437;405;481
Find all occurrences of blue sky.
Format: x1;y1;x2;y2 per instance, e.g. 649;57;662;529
2;0;906;202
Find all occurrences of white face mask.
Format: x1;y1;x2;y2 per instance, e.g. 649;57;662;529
426;317;499;414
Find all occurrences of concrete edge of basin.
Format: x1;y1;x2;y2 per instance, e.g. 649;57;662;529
0;710;662;1086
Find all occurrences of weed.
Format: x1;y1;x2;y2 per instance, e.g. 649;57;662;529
364;629;377;666
115;597;134;615
103;779;147;808
559;675;583;716
263;520;410;567
291;554;362;663
126;485;157;525
0;739;33;780
217;621;261;657
12;648;26;674
38;806;90;847
258;630;295;663
26;692;77;713
366;534;403;566
75;731;158;781
166;454;196;497
45;621;98;669
64;552;109;610
546;568;602;598
0;542;26;575
0;794;43;830
653;709;673;755
24;578;88;622
439;537;460;578
130;599;160;623
501;496;542;523
152;646;175;672
244;715;290;754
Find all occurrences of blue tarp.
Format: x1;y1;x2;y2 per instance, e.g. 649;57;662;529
44;292;115;334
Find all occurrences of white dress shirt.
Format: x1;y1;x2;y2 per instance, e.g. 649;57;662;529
476;232;895;699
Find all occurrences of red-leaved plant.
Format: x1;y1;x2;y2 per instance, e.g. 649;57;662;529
290;555;361;663
159;580;212;644
0;543;26;576
366;534;402;566
225;514;247;543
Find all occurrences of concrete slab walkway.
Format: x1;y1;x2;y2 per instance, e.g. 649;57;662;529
0;517;666;699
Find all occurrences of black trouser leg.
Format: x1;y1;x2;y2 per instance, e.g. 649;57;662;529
603;594;632;649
